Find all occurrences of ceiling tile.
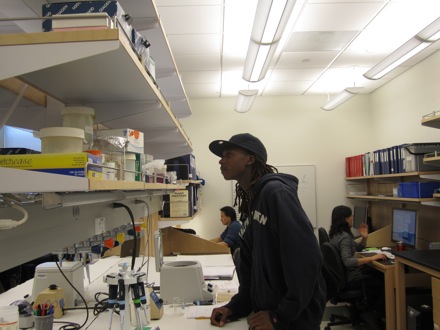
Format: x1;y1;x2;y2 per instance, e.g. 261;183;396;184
294;2;387;31
276;51;340;69
157;5;222;35
284;31;359;52
270;68;324;82
263;81;313;96
181;71;220;84
174;54;220;71
167;34;221;55
184;83;220;98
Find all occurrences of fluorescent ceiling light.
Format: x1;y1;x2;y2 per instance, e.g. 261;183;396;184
364;17;440;80
321;88;364;111
242;0;298;82
235;90;258;113
417;17;440;42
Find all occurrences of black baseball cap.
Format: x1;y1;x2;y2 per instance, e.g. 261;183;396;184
209;133;267;163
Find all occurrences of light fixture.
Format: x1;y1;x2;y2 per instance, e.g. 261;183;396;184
234;89;258;113
242;0;298;82
321;87;364;111
364;17;440;80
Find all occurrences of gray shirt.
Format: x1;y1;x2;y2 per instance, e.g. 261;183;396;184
330;231;366;282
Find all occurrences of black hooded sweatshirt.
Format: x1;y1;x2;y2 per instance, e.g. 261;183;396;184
224;173;326;329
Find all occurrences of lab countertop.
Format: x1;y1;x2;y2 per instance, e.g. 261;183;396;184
0;255;244;329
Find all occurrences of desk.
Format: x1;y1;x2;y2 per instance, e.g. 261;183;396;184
0;255;246;329
394;250;440;330
357;253;396;330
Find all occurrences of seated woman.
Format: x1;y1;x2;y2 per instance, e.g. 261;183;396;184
329;205;386;328
210;206;241;255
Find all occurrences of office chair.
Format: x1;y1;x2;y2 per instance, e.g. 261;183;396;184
321;242;368;330
318;227;330;247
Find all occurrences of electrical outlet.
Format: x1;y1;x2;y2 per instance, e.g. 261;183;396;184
95;217;106;235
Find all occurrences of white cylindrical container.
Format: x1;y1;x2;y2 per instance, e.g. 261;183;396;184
0;305;19;330
124;153;136;182
40;127;85;153
61;107;95;146
103;162;116;181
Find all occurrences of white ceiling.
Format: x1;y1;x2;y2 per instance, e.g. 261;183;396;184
1;0;440;102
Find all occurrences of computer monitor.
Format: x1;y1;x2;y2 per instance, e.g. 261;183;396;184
353;206;368;229
391;208;418;248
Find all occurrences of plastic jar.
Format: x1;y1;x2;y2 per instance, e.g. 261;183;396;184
0;305;19;330
40;127;85;153
61;107;95;145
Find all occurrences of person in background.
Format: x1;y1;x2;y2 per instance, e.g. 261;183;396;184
329;205;386;329
208;133;326;330
210;206;241;255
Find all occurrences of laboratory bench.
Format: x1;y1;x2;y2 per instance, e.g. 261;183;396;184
0;254;245;329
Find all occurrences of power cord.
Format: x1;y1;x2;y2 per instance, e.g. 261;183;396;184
0;203;29;230
113;203;136;270
51;255;89;329
134;199;151;273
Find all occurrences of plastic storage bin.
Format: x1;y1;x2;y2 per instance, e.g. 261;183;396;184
398;181;440;198
40;127;85;154
61;106;95;145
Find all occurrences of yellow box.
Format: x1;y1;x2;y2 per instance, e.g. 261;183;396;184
0;153;102;178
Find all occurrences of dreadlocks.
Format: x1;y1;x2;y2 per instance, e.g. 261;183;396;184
234;156;278;214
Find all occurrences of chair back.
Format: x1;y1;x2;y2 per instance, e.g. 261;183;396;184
321;242;348;299
318;227;330;246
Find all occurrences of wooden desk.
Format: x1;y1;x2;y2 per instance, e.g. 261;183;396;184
370;259;396;330
354;226;397;329
357;253;396;330
394;250;440;330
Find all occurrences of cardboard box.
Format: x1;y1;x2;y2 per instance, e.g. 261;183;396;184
51;13;114;31
0;153;102;178
170;201;190;218
42;1;131;35
170;190;189;202
95;129;144;154
124;152;143;182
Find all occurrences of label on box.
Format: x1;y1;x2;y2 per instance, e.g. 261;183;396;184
170;190;189;202
0;153;102;178
170;201;189;217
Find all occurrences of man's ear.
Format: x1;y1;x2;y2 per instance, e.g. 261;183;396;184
246;154;256;166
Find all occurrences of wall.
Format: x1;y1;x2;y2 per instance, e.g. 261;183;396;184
180;94;373;239
180;50;440;241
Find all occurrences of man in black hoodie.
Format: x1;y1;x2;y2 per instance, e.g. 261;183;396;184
209;133;326;330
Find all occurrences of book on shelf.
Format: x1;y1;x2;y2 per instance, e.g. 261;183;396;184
346;143;440;177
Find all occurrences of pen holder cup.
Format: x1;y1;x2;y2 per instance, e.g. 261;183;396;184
34;314;54;330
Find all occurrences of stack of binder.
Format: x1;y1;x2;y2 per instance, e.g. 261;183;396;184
345;143;440;177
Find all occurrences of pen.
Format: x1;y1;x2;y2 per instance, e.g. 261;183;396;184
195;316;211;320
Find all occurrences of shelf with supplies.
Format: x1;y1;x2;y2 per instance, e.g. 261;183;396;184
346;171;440;206
0;167;186;194
0;1;195;273
0;28;192;160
